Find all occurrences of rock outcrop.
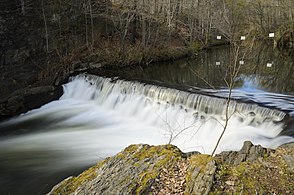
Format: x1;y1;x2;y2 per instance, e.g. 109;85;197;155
48;144;186;195
216;141;273;165
48;141;294;195
211;142;294;194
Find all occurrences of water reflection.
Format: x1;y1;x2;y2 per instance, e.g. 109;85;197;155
93;43;294;94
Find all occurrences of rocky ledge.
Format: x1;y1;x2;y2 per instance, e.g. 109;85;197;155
49;141;294;195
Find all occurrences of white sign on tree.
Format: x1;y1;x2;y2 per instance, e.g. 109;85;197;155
267;63;273;67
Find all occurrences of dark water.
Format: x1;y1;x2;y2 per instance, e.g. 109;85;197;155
0;44;294;195
92;44;294;95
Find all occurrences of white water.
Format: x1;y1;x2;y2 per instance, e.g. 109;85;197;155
0;74;293;169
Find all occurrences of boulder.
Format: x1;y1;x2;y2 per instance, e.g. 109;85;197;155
48;142;294;194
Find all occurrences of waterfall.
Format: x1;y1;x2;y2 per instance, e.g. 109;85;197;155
1;74;292;159
75;74;287;122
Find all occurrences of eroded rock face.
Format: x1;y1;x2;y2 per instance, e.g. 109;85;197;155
48;142;294;195
48;144;186;195
212;142;294;194
185;155;216;195
216;141;273;165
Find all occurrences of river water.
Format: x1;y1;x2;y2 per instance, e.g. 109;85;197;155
0;44;293;194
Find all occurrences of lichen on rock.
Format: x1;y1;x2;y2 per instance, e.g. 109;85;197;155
185;155;216;195
211;142;294;194
48;144;185;195
48;142;294;195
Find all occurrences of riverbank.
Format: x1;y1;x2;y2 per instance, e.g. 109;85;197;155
48;141;294;194
0;44;191;120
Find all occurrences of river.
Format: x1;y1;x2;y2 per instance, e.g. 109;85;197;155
0;44;293;194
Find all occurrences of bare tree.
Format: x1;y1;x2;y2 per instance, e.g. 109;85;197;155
111;1;135;53
41;0;49;53
89;0;94;49
83;0;89;48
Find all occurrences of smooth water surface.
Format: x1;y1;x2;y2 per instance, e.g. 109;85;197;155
94;44;294;95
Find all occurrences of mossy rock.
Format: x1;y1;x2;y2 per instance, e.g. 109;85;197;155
49;142;294;195
211;144;294;194
48;144;185;195
185;154;216;195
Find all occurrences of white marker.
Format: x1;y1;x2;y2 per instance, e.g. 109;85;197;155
267;63;272;67
239;60;244;65
241;36;246;40
217;36;222;40
269;33;275;38
216;61;221;65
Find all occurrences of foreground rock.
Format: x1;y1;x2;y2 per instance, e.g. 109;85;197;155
212;142;294;194
49;142;294;195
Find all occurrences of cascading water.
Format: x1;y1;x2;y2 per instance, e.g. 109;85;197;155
1;74;292;154
0;74;293;194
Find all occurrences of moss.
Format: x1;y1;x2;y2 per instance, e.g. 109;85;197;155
51;160;107;195
111;144;185;194
189;154;213;168
49;144;294;194
186;154;213;180
212;162;260;194
130;144;182;161
234;163;260;191
136;171;158;194
134;145;184;194
114;144;139;159
211;152;294;194
189;41;202;54
185;154;214;194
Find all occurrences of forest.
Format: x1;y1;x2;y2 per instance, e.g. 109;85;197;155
2;0;294;67
1;0;294;100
